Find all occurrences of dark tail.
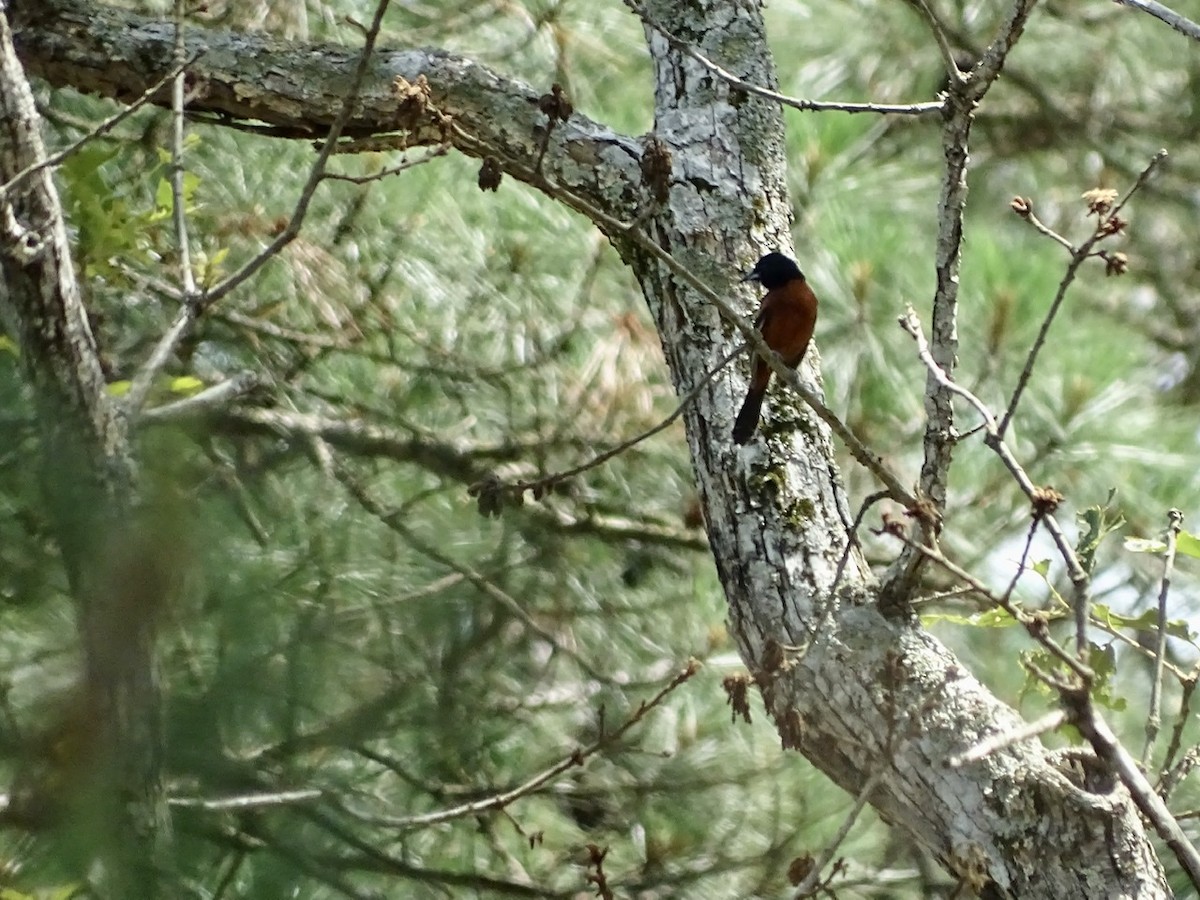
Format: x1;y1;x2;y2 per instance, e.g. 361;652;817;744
732;387;766;445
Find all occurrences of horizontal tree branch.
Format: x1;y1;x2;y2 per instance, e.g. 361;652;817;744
13;0;644;218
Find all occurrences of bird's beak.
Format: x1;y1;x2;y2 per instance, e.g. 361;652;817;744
740;269;760;284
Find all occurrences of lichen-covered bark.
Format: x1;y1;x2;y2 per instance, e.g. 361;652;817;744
9;0;1172;894
12;0;645;220
620;2;1165;896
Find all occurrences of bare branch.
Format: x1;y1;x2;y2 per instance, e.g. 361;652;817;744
0;53;201;200
194;1;391;308
118;1;392;424
139;372;262;422
1009;197;1075;252
948;710;1067;768
169;0;196;300
169;789;324;811
1001;514;1042;604
1144;508;1184;766
336;661;700;831
1001;151;1167;438
1112;0;1200;42
1070;697;1200;892
627;0;943;117
832;490;890;597
322;143;450;183
908;0;966;85
1160;674;1200;795
123;2;198;417
887;0;1042;600
898;307;1095;656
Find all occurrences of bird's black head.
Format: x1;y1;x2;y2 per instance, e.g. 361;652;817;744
741;252;804;290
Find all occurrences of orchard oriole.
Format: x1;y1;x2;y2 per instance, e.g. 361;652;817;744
732;252;818;445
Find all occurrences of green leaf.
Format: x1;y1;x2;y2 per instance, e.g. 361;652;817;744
1124;537;1167;554
152;177;174;220
170;375;205;395
1093;604;1195;641
921;606;1049;629
1176;531;1200;559
153;172;202;221
197;246;229;287
1025;558;1068;610
1087;642;1126;712
59;144;150;278
0;334;18;356
1075;490;1124;576
1124;530;1200;560
181;171;200;208
106;380;132;396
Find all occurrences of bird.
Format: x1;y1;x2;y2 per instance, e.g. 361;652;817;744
732;252;818;445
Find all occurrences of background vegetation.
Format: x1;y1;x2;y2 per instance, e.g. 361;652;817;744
3;0;1200;896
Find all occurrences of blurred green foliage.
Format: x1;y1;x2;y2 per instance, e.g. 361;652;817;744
3;0;1200;896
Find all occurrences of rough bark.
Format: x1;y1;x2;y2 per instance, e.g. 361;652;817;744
8;0;1173;894
0;7;166;896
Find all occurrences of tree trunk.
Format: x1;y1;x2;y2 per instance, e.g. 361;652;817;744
8;0;1172;894
0;9;167;896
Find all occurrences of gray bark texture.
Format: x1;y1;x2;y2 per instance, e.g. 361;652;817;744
0;5;168;897
5;0;1173;895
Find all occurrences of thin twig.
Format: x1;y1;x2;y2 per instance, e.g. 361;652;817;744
448;119;917;509
139;371;261;422
1013;202;1075;252
169;789;324;810
1089;608;1187;682
322;143;450;183
1112;0;1200;42
215;308;357;349
831;490;889;597
627;0;942;117
0;54;202;200
1071;697;1200;893
170;0;196;299
1162;742;1200;800
495;344;745;500
120;0;393;422
1144;508;1184;766
201;0;392;306
1000;514;1041;604
910;0;966;85
948;709;1066;767
794;769;887;896
1160;673;1199;795
336;661;700;830
899;307;1094;656
1001;150;1167;438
